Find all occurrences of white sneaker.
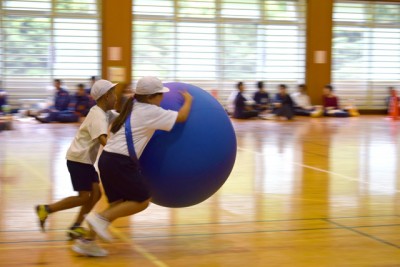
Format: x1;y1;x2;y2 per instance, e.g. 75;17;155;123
85;212;113;242
72;239;108;257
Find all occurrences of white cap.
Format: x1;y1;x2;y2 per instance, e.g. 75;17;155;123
134;76;170;95
91;79;117;100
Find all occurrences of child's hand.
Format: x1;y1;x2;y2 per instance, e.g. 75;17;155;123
176;90;194;122
180;90;193;102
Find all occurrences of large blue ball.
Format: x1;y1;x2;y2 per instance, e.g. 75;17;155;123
139;82;237;208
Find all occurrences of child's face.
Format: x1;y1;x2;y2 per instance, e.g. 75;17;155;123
54;81;61;89
77;87;85;96
152;94;164;106
106;88;117;110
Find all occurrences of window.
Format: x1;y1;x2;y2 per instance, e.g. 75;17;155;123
0;0;101;106
132;0;306;101
333;1;400;109
133;0;173;16
133;21;175;78
179;0;215;18
176;22;217;79
221;0;260;18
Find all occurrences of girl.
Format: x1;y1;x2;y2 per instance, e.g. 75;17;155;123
322;84;349;117
36;79;117;239
73;76;193;256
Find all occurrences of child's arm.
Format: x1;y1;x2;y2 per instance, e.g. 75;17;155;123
176;91;193;123
98;134;107;146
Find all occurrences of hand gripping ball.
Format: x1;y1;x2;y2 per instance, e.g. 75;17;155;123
139;82;237;208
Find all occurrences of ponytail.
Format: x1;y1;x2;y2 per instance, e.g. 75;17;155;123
111;93;161;133
111;96;134;134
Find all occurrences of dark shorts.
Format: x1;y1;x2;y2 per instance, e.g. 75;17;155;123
67;160;99;191
98;151;151;203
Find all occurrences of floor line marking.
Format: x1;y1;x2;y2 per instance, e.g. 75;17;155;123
110;226;169;267
14;158;47;182
1;214;398;233
237;147;400;193
324;219;400;250
3;224;400;246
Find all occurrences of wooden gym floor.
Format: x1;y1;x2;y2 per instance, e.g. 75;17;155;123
0;116;400;266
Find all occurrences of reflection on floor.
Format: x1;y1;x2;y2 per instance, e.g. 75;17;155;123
0;116;399;266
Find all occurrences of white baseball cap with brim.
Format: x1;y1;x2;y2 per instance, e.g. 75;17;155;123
134;76;170;95
91;79;118;100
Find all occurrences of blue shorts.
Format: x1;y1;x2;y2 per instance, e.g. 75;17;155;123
67;160;99;191
98;151;151;203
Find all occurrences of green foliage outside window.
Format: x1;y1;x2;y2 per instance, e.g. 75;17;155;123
1;0;98;76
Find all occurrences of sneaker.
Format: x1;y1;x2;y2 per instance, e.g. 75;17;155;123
85;212;113;242
67;226;89;240
35;205;49;232
72;239;108;257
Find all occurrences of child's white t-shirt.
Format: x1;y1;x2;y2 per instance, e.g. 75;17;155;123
104;102;178;159
66;106;117;164
291;92;311;108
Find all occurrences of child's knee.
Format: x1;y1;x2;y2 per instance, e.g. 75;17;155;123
78;191;91;202
90;183;102;201
93;190;102;202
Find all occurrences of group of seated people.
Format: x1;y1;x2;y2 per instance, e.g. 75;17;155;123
0;88;12;131
35;78;97;123
2;79;397;124
0;89;7;114
34;78;137;123
1;76;136;124
231;81;359;120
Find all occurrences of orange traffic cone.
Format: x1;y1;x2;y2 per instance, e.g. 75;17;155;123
389;90;399;120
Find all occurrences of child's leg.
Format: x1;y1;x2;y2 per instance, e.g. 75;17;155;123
48;191;91;212
86;200;122;240
67;183;102;239
35;191;90;232
73;182;102;226
100;199;150;222
86;199;150;241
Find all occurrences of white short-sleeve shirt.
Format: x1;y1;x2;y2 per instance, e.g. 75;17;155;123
291;92;311;109
66;105;116;164
104;102;178;158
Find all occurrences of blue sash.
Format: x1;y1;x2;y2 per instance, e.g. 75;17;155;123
124;112;138;161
